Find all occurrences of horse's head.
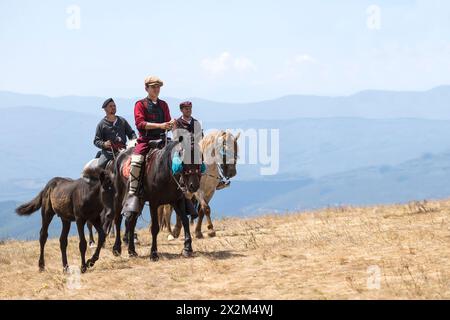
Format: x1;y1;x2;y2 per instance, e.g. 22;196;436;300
216;131;240;179
175;135;202;193
98;169;116;227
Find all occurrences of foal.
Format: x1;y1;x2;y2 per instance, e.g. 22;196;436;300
15;168;115;273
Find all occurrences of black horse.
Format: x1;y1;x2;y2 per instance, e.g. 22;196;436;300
107;137;201;260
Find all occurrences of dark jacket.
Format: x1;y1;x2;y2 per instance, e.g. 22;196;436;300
93;116;137;155
134;98;171;140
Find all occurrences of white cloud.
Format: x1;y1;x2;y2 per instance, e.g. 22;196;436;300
201;51;231;75
201;52;256;76
234;57;257;72
291;54;317;65
275;53;319;80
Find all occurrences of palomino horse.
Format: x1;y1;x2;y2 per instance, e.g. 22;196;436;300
15;167;115;273
107;137;202;260
161;130;240;239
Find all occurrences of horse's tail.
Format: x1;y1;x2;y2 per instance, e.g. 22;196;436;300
15;179;57;216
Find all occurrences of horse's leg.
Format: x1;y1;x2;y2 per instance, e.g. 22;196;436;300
38;207;54;271
174;198;193;258
60;218;71;273
204;205;216;237
75;218;88;273
86;217;106;268
123;216;130;244
166;206;176;241
112;214;123;256
190;197;199;224
149;204;160;261
157;205;165;231
127;213;139;257
172;209;183;239
194;205;205;239
87;221;96;248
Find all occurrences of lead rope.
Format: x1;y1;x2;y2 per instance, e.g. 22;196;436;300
172;174;187;194
110;146;117;162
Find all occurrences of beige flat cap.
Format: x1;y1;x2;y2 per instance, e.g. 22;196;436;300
144;76;163;87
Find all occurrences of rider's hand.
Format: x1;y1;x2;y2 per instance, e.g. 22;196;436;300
103;140;112;149
161;122;172;130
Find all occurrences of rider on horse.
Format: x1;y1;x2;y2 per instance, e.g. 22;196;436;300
128;76;176;198
93;98;137;169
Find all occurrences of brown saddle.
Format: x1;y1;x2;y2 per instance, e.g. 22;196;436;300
121;147;160;180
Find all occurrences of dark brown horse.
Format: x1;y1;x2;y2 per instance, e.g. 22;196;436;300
107;137;201;260
15;167;115;273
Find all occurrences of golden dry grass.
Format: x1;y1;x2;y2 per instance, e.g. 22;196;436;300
1;199;450;299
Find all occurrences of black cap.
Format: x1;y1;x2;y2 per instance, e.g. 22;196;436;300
102;98;114;109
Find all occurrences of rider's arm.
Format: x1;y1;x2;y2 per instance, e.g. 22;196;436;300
144;122;166;130
93;122;105;149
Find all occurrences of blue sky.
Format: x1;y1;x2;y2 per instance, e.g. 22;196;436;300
1;0;449;102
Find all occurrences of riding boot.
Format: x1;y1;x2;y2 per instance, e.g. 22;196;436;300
129;154;144;196
185;198;199;219
122;154;145;216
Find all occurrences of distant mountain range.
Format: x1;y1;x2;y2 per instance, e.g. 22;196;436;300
2;85;450;121
3;87;450;239
4;150;450;240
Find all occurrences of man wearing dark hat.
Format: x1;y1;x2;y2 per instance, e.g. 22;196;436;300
94;98;137;169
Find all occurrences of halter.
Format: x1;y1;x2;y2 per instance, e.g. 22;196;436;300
171;138;202;194
217;135;238;180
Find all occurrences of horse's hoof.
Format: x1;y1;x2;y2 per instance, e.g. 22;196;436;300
150;252;159;262
167;234;175;241
172;229;181;238
86;259;95;268
63;265;70;274
89;241;96;249
181;249;193;258
128;251;138;258
195;232;204;239
207;230;216;238
80;265;87;274
113;247;121;256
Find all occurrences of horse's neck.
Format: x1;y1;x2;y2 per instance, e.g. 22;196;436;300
207;161;219;178
81;180;101;201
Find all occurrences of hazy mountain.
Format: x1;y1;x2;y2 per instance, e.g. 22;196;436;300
4;106;450;202
2;86;450;121
236;151;450;214
4;150;450;240
3;88;450;239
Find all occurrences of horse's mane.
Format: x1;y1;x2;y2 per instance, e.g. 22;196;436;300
81;167;104;181
159;140;182;171
200;130;226;153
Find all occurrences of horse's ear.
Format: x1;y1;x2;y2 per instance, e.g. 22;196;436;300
235;132;241;141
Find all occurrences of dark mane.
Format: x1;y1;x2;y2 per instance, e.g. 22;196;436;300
82;167;105;183
160;140;181;172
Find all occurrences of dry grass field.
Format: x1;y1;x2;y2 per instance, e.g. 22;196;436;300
1;199;450;300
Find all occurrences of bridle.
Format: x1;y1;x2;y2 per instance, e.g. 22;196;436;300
217;135;238;180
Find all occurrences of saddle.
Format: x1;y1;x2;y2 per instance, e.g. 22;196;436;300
121;139;166;180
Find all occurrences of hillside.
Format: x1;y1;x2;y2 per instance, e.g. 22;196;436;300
1;199;449;299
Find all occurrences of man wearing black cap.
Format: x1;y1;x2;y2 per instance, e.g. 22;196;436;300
93;98;137;169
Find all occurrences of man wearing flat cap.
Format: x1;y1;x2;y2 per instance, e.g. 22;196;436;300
128;76;176;197
94;98;137;169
